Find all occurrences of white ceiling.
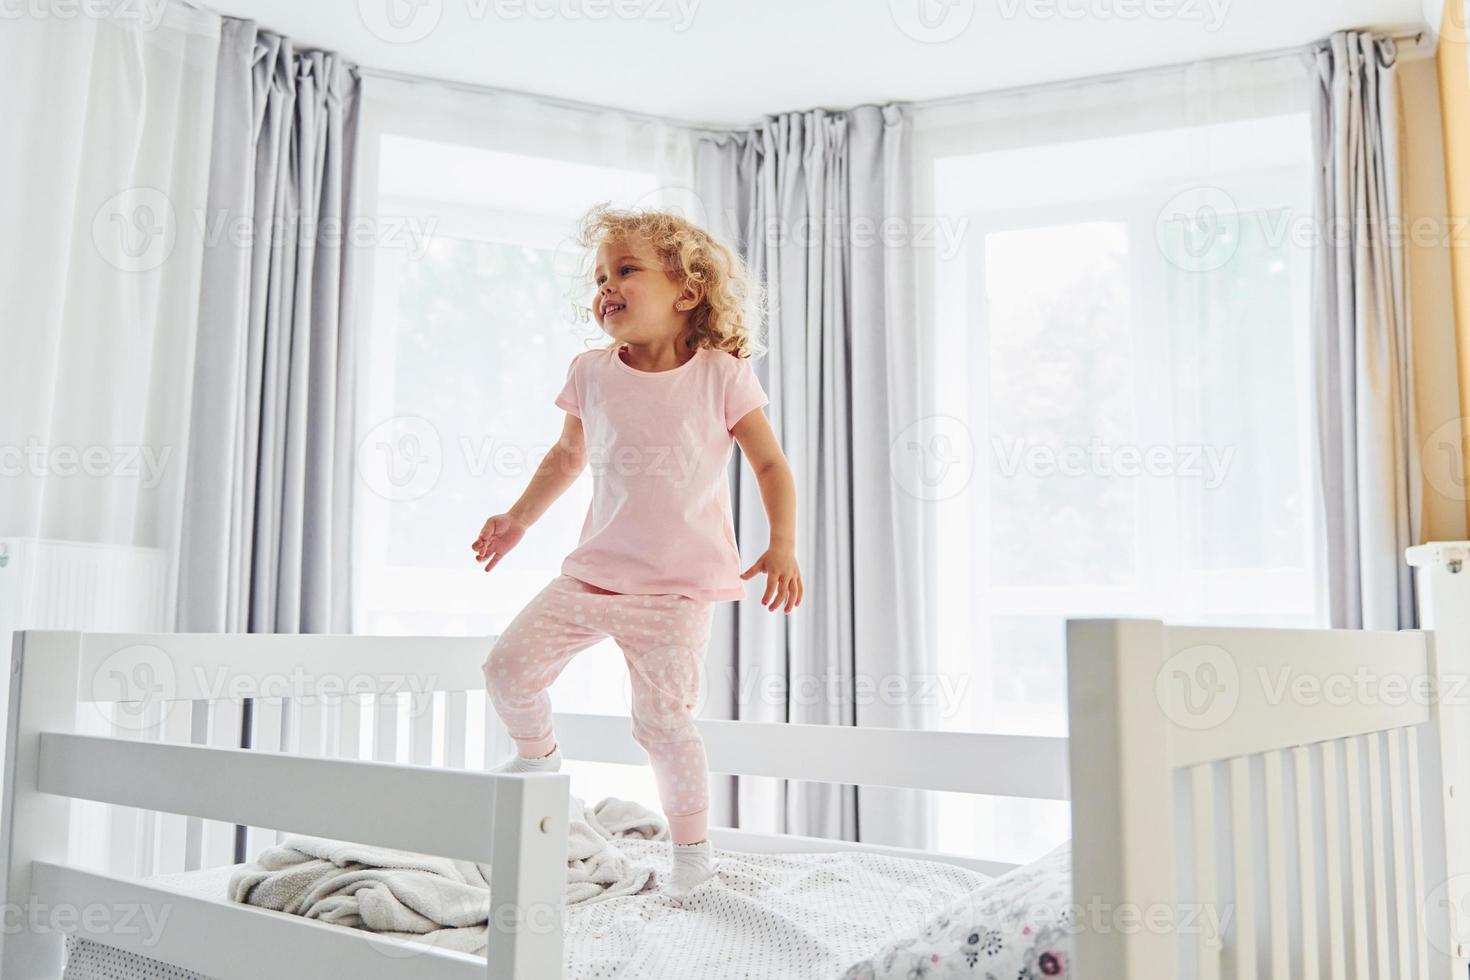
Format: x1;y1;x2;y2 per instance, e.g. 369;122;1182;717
198;0;1436;127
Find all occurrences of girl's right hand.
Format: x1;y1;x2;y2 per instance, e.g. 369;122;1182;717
471;513;527;573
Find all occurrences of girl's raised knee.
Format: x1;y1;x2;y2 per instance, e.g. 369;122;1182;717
482;644;514;691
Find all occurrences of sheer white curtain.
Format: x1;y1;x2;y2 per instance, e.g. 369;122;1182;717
0;2;220;869
911;52;1321;863
351;74;698;804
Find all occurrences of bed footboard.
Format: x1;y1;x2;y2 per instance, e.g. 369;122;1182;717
0;631;570;980
1068;541;1470;979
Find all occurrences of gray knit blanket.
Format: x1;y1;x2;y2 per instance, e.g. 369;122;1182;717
227;794;668;954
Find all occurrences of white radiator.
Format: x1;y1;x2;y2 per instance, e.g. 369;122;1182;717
0;538;172;877
0;537;169;639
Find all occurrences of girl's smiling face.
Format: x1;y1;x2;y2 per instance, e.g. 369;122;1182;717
592;236;690;345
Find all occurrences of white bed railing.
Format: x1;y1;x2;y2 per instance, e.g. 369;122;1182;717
61;631;1071;877
1;542;1467;979
0;630;1068;979
1067;541;1470;979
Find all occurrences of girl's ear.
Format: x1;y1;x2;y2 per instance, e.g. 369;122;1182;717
677;281;704;312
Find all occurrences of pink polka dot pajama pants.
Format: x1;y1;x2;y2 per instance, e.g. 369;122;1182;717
482;574;716;844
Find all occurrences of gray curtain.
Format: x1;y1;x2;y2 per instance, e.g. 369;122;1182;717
1310;30;1420;630
175;19;362;860
694;105;934;848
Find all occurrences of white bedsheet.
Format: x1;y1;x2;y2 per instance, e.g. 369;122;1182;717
63;842;990;980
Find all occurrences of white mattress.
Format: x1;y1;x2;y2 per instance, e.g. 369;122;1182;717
62;839;991;980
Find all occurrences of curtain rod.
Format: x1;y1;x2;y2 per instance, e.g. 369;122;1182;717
354;25;1430;133
177;0;1430;133
354;65;739;134
910;26;1429;113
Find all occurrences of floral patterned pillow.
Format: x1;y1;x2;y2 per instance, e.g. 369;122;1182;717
839;841;1072;980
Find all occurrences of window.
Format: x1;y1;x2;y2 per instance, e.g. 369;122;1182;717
916;58;1320;864
352;79;693;807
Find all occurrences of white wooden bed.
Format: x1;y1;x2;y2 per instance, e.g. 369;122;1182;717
1;541;1467;979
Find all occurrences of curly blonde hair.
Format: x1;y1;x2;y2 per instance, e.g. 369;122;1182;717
571;202;767;360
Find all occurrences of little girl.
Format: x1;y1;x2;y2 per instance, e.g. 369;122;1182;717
471;203;802;902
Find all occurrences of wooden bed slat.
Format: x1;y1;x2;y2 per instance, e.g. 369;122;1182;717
1191;764;1222;980
1345;737;1370;979
153;697;194;875
1405;726;1430;980
1387;727;1414;980
201;699;242;869
374;692;400;763
1367;733;1390;979
445;690;468;770
339;693;364;761
1292;745;1319;980
1322;738;1347;980
1231;756;1257;980
298;696;326;758
410;691;435;767
250;697;286;852
1263;750;1288;980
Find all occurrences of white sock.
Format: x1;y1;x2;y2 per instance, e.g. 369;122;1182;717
665;840;714;900
491;743;561;774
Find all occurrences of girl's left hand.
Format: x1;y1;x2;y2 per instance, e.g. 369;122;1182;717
740;546;803;614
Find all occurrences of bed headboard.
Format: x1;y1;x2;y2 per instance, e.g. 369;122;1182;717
1066;541;1470;980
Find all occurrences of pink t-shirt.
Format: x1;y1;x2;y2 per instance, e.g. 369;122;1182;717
553;343;770;602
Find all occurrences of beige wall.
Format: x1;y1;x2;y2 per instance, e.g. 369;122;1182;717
1403;53;1469;541
1431;0;1470;533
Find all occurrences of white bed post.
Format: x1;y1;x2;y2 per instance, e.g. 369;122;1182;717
485;771;569;979
0;631;81;979
1408;541;1470;975
1066;618;1177;979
